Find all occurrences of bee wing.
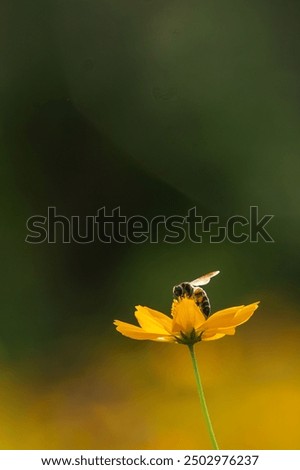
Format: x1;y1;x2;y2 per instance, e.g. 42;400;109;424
191;270;220;287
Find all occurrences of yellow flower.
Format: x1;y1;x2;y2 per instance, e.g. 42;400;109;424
114;298;259;344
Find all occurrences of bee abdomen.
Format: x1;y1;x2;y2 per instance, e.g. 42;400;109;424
200;297;211;317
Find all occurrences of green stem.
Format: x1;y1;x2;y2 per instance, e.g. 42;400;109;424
188;344;219;450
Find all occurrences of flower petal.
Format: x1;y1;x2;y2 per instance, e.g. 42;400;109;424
134;306;173;334
202;305;244;329
113;320;174;341
171;298;206;333
232;302;260;326
201;327;236;341
202;302;259;330
202;333;226;341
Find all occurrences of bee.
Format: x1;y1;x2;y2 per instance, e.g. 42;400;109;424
173;271;220;318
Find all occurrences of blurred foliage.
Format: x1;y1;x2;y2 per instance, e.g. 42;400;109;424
0;0;299;449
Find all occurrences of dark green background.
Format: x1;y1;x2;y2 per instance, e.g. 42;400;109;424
1;0;299;448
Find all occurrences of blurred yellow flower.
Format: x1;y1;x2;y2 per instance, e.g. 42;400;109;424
114;298;259;345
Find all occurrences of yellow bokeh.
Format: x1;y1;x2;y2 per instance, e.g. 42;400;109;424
0;302;299;449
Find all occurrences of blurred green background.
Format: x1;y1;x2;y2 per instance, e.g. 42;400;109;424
1;0;300;449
